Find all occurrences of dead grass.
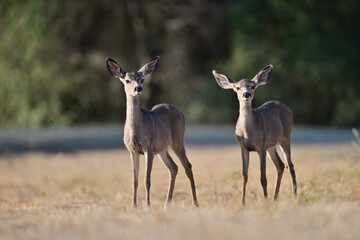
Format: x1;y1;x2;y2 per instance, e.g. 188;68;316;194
0;144;359;240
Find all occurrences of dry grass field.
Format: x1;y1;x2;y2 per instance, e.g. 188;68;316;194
0;143;360;240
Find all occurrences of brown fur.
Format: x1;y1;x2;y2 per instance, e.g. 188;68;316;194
213;66;297;205
106;57;198;208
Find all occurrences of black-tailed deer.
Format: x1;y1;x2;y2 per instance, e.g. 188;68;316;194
106;56;198;208
212;65;297;205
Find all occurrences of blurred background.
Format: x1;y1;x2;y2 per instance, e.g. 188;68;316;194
0;0;359;128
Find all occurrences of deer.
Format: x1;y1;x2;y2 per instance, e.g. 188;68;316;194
105;56;198;208
212;65;297;205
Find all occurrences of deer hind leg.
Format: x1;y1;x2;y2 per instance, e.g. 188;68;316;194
267;147;285;201
279;141;297;196
158;150;178;208
171;143;198;207
144;151;154;206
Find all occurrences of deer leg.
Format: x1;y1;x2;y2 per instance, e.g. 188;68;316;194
241;147;250;205
267;147;285;201
159;150;178;208
172;145;199;207
130;151;140;208
280;141;297;196
258;150;268;199
144;151;154;206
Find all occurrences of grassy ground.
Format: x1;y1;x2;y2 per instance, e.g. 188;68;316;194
0;144;359;240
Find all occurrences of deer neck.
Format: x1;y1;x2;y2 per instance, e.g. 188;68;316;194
125;96;142;130
239;101;254;136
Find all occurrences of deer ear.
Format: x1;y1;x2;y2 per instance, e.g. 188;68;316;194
253;64;273;86
212;70;235;89
138;56;160;77
106;58;126;78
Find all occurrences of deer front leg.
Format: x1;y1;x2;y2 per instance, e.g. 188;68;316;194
130;151;140;208
258;150;268;199
144;151;154;206
241;147;250;206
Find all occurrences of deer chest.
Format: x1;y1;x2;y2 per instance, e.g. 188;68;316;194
236;135;256;151
124;132;145;154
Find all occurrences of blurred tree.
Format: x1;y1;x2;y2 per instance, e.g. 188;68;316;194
215;0;360;125
0;0;229;126
0;0;69;126
0;0;358;126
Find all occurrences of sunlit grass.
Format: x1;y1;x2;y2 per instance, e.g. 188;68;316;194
0;144;359;239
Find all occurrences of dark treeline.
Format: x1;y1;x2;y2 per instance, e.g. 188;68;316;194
0;0;359;126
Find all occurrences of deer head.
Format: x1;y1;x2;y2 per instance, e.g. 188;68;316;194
212;65;273;104
106;56;160;97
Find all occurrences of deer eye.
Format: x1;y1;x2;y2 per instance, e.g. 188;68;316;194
251;86;256;90
125;80;130;84
236;87;240;91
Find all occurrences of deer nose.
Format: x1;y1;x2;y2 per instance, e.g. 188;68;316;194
243;92;251;99
134;86;142;92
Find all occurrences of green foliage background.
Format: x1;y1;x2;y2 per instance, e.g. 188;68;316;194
0;0;359;126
